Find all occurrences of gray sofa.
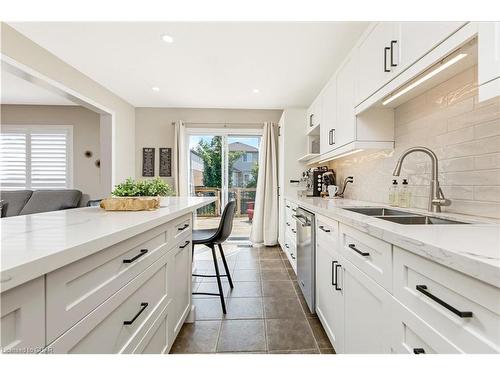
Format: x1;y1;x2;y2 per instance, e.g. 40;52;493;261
0;189;83;218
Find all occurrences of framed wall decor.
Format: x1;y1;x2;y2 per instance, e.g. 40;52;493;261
142;147;155;177
159;147;172;177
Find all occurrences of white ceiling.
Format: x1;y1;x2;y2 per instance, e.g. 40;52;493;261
9;22;369;109
1;67;75;105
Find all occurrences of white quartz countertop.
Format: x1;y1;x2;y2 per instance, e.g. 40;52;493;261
286;196;500;288
0;197;215;292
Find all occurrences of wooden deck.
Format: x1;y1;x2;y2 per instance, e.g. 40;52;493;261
194;216;253;239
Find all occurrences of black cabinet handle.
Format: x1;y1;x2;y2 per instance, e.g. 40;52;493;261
291;253;296;260
384;46;391;72
292;229;297;234
123;302;148;325
289;179;300;183
332;261;337;286
416;285;472;318
286;222;290;226
178;223;189;231
334;264;342;291
309;114;314;127
348;243;370;257
328;129;336;145
390;40;398;67
123;249;148;264
319;225;331;233
286;205;291;208
179;240;191;249
285;243;290;249
413;348;425;354
292;208;297;212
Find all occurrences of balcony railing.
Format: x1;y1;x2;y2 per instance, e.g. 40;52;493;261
193;187;256;217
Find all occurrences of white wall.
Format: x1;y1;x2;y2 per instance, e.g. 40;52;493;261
1;23;136;187
330;66;500;219
1;104;102;198
135;107;282;188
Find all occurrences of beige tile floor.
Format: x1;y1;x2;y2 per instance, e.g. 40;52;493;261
170;242;335;354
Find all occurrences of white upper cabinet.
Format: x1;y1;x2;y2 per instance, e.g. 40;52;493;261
320;78;336;154
306;94;322;134
478;22;500;102
335;54;357;149
356;22;399;105
398;22;466;70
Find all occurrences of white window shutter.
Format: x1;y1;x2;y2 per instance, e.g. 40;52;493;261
0;132;27;189
0;126;72;190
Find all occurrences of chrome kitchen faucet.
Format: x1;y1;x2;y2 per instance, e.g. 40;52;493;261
393;147;451;213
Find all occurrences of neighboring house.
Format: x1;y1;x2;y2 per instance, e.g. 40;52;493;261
229;141;258;188
189;149;204;187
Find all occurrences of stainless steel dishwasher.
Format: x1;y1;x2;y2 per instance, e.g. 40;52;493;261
293;207;315;313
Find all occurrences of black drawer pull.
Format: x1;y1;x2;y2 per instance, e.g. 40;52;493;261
286;205;291;208
390;40;398;67
290;253;296;260
292;229;297;234
123;249;148;264
334;264;342;291
348;243;370;257
179;240;191;249
292;208;297;212
319;225;331;233
285;244;290;249
286;222;290;226
178;223;189;231
413;348;425;354
416;285;473;318
123;302;148;325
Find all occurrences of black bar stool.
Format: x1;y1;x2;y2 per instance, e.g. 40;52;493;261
192;200;236;314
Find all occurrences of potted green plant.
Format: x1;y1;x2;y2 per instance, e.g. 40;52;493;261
101;177;175;211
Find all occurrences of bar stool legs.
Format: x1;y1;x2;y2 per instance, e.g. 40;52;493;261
210;245;227;314
192;243;234;315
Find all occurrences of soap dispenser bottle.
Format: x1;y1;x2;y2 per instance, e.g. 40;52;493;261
389;179;398;206
399;179;411;208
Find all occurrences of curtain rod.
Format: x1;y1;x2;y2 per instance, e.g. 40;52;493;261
171;121;264;127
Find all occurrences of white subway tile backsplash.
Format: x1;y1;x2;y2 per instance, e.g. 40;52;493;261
331;66;500;218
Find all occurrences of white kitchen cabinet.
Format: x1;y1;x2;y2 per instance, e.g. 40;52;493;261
1;277;45;353
170;237;193;337
342;260;393;354
315;216;344;353
320;77;336;154
357;22;399;104
478;22;500;102
307;94;322;134
335;55;357;148
398;22;466;70
277;110;307;248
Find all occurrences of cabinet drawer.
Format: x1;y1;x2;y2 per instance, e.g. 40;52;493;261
394;247;500;353
46;224;169;343
391;299;461;354
132;302;171;354
339;224;392;291
1;277;45;353
170;214;192;241
48;249;171;354
316;215;339;257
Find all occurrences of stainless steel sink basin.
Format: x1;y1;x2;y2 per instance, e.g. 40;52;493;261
343;207;414;216
377;216;469;225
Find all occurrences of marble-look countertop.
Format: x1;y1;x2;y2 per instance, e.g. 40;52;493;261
286;196;500;288
0;197;215;292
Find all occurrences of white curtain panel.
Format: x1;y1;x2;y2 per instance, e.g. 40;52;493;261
250;122;279;246
173;120;188;196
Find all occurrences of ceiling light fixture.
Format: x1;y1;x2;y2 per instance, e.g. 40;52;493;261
252;89;260;94
152;87;160;92
382;52;468;106
161;34;174;44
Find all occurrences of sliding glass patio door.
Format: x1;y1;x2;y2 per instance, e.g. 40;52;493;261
188;131;261;240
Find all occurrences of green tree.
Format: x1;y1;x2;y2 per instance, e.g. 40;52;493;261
195;137;243;188
245;162;259;188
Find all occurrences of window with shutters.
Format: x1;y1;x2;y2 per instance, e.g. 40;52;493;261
0;125;73;189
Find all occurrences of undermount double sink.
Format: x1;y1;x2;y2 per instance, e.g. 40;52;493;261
343;207;469;225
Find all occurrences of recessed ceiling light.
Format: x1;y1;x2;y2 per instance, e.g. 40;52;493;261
152;87;160;92
252;89;260;94
161;34;174;44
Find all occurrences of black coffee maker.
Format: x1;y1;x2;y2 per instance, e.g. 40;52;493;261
312;167;336;196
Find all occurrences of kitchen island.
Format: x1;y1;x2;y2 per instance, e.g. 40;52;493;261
1;196;215;354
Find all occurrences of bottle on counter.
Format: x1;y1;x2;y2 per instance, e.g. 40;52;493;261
389;179;399;206
399;179;411;208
